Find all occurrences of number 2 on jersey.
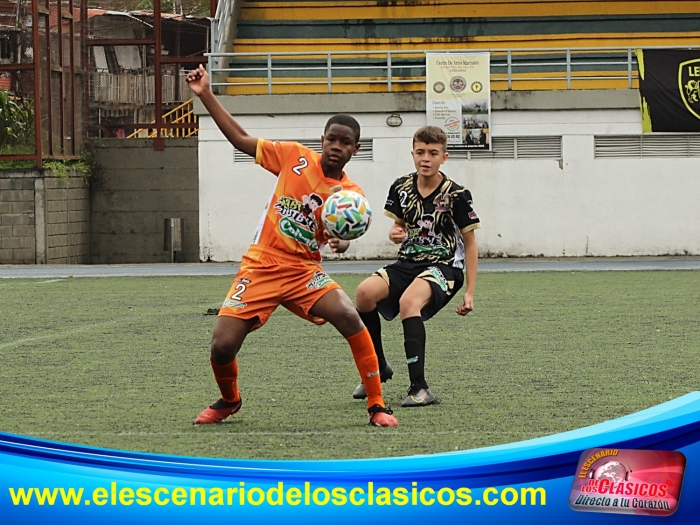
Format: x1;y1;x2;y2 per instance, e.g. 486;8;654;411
292;157;308;176
231;283;247;301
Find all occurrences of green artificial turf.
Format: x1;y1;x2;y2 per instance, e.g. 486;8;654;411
0;271;698;460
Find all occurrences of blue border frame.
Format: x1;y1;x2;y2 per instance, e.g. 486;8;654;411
2;392;700;523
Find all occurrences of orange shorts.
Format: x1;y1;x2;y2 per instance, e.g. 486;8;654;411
218;245;341;330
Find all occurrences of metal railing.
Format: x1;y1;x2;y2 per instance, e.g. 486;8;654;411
127;99;197;138
209;0;238;72
203;46;698;94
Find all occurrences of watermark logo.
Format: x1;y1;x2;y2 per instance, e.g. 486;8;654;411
569;448;685;517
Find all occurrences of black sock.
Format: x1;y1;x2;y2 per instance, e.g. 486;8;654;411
402;316;427;389
210;398;241;409
358;309;387;371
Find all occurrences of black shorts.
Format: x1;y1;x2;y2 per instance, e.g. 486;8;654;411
373;260;465;321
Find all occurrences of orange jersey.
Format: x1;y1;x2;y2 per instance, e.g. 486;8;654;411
251;139;363;262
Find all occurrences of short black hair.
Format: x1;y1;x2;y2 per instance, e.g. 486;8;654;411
324;114;361;143
309;194;323;206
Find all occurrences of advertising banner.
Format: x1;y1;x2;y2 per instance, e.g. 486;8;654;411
426;53;491;149
637;48;700;132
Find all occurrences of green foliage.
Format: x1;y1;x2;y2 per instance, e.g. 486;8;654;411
41;148;102;183
0;143;35;169
79;146;105;181
0;159;35;169
0;90;35;149
43;148;104;184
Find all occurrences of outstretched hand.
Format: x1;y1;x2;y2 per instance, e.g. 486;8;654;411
323;230;350;253
186;64;210;96
455;292;474;316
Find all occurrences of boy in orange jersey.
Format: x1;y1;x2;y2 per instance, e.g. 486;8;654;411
186;65;397;427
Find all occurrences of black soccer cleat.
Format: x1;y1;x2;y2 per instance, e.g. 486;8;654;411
401;385;436;407
352;362;394;399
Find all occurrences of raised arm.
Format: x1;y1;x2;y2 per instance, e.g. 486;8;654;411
186;65;259;157
456;228;478;316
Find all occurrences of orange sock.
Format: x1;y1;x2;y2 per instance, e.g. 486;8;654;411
347;329;385;409
211;357;240;403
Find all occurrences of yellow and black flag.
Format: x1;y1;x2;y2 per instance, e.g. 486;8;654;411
637;49;700;132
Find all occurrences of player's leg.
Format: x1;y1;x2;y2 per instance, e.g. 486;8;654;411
398;264;464;407
353;275;393;399
309;289;398;427
398;278;436;407
195;261;279;424
195;316;257;424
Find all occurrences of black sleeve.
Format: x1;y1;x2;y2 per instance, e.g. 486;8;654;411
453;188;480;231
383;178;404;222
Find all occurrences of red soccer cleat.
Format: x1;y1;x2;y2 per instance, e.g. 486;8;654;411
368;404;398;427
194;398;242;424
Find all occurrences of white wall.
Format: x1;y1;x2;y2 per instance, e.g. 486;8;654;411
198;109;700;261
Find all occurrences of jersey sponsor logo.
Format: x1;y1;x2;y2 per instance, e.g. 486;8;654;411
275;194;322;232
274;194;323;250
433;192;452;212
306;271;334;290
425;266;449;292
417;214;435;239
222;299;247;309
279;217;319;250
403;213;449;259
404;242;450;258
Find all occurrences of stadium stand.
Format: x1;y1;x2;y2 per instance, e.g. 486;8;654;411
211;1;700;94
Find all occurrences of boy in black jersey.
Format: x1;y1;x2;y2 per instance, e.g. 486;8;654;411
354;126;480;406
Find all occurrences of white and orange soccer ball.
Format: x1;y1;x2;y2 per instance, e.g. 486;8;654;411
321;190;372;240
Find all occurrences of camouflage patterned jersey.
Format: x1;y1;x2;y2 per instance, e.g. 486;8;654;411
384;172;481;268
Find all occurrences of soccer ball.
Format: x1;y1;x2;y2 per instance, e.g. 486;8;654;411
321;190;372;240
